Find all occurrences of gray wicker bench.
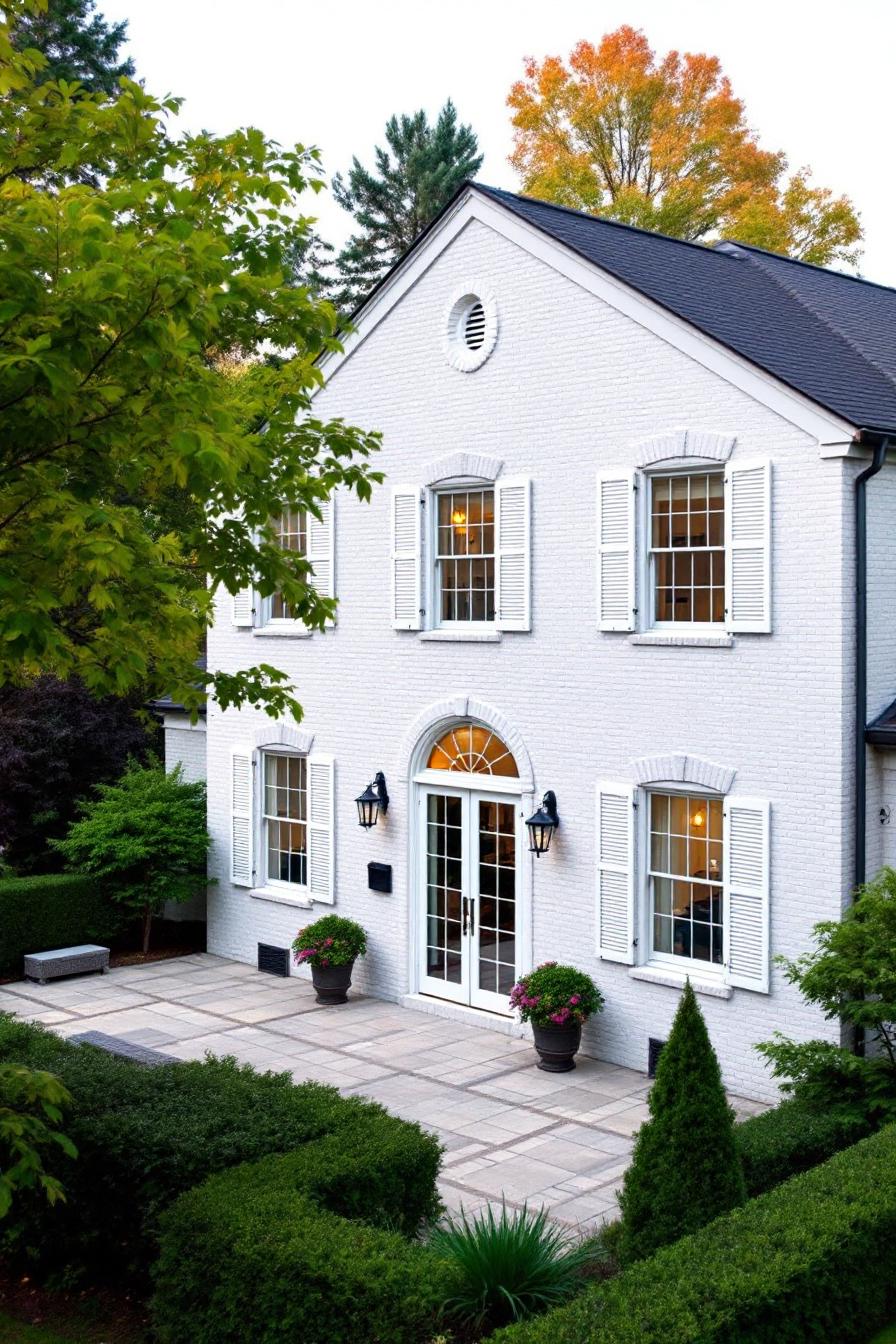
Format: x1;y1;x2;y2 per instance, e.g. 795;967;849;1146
24;944;110;984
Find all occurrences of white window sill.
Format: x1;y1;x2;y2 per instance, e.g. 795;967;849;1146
629;632;734;648
628;964;733;999
418;629;502;643
252;625;312;639
250;885;313;909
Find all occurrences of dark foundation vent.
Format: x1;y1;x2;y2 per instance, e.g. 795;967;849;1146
648;1037;666;1079
257;943;289;977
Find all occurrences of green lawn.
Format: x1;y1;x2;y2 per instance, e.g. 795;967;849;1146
870;1330;896;1344
0;1315;79;1344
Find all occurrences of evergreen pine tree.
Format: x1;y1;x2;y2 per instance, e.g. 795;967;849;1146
617;980;746;1264
332;100;482;312
10;0;134;95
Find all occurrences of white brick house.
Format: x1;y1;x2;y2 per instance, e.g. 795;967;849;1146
201;184;896;1101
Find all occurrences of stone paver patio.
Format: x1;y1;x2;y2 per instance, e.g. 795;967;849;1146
0;953;764;1230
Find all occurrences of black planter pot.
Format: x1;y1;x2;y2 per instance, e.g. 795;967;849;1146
310;959;355;1005
532;1020;583;1072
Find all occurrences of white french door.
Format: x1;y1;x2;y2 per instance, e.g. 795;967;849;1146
418;785;521;1014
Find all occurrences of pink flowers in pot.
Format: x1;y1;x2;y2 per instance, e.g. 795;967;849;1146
509;962;603;1028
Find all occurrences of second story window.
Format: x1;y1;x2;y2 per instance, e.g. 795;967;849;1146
649;471;724;626
436;487;496;625
268;507;306;623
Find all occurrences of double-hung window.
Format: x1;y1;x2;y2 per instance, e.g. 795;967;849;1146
435;487;496;625
596;455;771;634
595;779;770;992
648;791;723;967
267;508;307;623
390;475;531;632
262;752;307;888
649;472;724;626
230;498;335;632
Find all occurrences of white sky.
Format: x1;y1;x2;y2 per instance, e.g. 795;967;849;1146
102;0;896;284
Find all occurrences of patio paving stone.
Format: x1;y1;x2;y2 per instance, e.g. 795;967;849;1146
0;952;766;1230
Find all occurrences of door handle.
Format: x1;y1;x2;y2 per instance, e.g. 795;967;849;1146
465;896;475;936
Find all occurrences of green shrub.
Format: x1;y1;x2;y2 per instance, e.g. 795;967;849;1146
758;866;896;1124
429;1202;597;1332
618;981;744;1263
0;872;123;972
153;1131;450;1344
490;1123;896;1344
509;963;603;1026
0;1016;440;1284
736;1096;875;1195
292;913;368;968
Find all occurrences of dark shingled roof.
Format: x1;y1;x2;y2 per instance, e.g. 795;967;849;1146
472;185;896;436
867;697;896;747
149;654;206;716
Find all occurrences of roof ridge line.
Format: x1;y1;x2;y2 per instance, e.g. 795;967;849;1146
719;237;895;296
732;246;896;396
474;184;743;264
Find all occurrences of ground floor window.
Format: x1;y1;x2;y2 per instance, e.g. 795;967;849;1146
263;752;307;886
648;791;723;966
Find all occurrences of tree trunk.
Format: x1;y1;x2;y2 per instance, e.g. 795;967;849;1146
142;905;153;956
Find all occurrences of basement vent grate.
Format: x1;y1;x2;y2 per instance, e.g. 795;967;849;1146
648;1037;666;1079
257;943;289;977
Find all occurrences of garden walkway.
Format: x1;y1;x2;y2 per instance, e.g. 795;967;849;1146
0;953;764;1231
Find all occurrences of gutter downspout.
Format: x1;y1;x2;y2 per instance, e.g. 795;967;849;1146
853;435;889;1058
855;437;890;893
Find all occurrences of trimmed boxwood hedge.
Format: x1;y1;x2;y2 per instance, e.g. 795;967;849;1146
736;1096;875;1195
0;1016;441;1285
489;1123;896;1344
152;1136;455;1344
0;872;123;971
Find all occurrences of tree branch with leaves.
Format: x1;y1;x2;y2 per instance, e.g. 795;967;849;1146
0;0;383;721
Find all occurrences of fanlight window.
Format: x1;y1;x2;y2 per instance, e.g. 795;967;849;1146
427;723;518;777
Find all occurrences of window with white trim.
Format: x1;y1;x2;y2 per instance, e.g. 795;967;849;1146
390;476;530;632
265;507;307;624
262;752;307;887
649;471;724;626
596;457;771;635
435;487;496;625
648;791;723;967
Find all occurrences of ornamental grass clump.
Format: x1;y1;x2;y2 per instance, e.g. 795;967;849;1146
431;1202;597;1332
292;915;367;969
617;979;745;1265
509;963;603;1027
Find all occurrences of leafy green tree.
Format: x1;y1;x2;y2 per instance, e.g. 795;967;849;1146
0;1062;76;1218
0;1;382;721
758;867;896;1125
618;980;745;1263
332;100;482;311
53;760;210;953
9;0;133;95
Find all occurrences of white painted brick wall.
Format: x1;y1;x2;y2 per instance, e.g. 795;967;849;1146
162;715;207;919
205;218;863;1102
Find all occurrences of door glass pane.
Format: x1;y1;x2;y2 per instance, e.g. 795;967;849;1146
426;794;463;986
477;799;516;999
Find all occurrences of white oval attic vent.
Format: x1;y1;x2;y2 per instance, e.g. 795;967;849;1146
444;284;498;372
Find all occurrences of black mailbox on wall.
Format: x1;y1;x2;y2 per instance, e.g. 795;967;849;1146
368;862;392;894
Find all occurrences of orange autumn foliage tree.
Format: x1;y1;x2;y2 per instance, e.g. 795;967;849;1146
508;27;861;267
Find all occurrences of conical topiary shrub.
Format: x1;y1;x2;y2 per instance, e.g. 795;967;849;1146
617;979;746;1264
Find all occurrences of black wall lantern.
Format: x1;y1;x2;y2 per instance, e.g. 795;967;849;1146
526;790;559;856
355;772;389;829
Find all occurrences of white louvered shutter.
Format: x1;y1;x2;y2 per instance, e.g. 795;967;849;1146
391;487;422;630
308;498;336;623
724;796;770;992
230;748;254;887
595;783;636;963
232;586;254;627
725;459;771;633
596;472;637;631
495;476;531;631
307;753;335;903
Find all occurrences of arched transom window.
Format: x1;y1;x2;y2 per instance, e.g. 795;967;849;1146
427;723;518;777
